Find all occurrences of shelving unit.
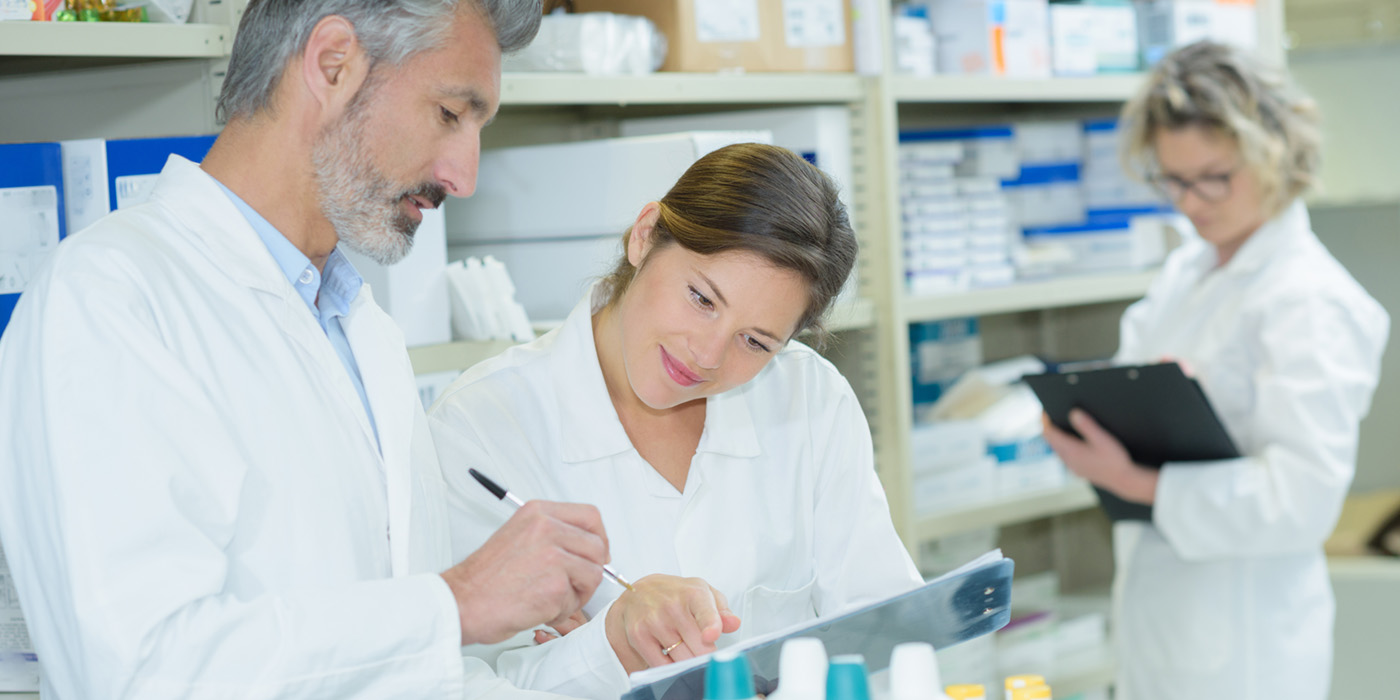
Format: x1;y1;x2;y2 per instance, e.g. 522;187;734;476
902;270;1159;323
501;72;864;105
890;74;1143;103
0;22;230;58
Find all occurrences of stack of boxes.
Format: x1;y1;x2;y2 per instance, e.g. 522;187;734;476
901;118;1178;291
892;0;1259;78
899;128;1019;295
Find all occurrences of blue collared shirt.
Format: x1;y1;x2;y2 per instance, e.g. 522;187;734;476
215;182;381;451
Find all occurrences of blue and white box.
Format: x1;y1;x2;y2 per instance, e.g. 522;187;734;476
1;142;66;337
60;134;217;235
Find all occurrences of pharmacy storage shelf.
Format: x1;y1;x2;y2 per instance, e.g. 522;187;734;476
500;72;865;106
0;23;229;58
890;74;1143;103
913;481;1099;541
406;298;877;376
901;269;1158;323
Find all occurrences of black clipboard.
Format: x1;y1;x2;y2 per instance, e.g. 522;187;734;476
620;557;1014;700
1023;362;1240;521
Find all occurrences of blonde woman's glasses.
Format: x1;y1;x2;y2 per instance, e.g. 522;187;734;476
1148;168;1238;203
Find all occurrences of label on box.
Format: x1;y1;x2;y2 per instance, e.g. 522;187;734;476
783;0;845;47
695;0;761;42
114;173;161;210
0;186;61;296
0;0;29;21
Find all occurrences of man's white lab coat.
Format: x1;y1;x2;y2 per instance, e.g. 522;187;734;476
0;156;540;699
1113;201;1390;700
428;291;924;700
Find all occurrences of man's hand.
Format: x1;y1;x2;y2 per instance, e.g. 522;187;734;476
604;575;742;673
441;500;609;645
1042;409;1159;504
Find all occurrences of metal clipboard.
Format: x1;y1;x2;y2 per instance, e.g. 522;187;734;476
620;556;1014;700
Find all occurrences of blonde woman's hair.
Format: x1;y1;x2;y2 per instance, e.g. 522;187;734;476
1120;41;1322;214
597;142;857;348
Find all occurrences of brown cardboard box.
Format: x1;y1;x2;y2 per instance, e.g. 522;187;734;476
570;0;853;72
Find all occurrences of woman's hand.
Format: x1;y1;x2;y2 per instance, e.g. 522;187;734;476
604;574;742;672
1042;409;1159;504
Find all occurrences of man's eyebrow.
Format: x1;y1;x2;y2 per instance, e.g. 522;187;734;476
439;86;495;124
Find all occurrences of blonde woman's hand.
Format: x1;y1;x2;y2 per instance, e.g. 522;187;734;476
1042;410;1159;504
604;574;742;672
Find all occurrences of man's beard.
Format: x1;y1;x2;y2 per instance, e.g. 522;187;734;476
311;90;446;265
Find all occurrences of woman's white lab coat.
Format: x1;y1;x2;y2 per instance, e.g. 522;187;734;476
428;290;923;700
1112;201;1389;700
0;156;548;700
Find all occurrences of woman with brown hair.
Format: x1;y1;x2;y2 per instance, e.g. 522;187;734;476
429;142;922;700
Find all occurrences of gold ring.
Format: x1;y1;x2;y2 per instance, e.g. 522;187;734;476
662;641;682;656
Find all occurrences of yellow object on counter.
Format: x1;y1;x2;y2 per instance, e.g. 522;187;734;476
1008;687;1051;700
945;685;987;700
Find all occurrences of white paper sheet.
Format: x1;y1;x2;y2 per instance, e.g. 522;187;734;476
695;0;760;43
0;185;61;296
783;0;845;48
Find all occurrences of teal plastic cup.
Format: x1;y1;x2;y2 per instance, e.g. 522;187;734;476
704;649;756;700
826;654;871;700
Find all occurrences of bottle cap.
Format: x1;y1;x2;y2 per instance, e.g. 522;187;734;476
826;654;870;700
705;649;756;700
944;685;987;700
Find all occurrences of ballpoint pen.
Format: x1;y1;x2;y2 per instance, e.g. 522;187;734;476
468;468;637;592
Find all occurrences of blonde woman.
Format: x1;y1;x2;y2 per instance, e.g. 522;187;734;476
1041;42;1389;699
429;143;921;700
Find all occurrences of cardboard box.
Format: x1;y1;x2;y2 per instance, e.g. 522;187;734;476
570;0;854;72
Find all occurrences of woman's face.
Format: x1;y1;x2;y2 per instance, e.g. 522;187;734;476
1152;126;1269;259
615;221;810;411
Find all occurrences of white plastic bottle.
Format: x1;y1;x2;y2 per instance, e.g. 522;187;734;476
889;642;952;700
769;638;829;700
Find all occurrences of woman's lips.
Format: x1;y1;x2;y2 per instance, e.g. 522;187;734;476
660;347;702;387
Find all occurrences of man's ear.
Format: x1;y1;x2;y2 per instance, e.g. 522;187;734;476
300;15;370;120
627;202;662;268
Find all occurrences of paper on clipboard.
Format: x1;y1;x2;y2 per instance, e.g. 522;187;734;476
623;551;1013;700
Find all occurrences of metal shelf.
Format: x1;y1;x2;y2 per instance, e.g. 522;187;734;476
891;74;1143;103
902;270;1158;323
914;481;1099;541
0;23;229;58
500;72;865;106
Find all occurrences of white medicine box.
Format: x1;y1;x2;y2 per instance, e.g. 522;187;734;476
926;0;1051;77
445;131;772;322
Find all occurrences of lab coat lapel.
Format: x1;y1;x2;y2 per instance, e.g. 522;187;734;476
341;290;418;576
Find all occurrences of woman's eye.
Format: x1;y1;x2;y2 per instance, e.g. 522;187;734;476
439;106;459;124
689;287;713;310
746;336;771;353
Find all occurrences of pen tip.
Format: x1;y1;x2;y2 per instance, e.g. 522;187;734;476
469;468;508;500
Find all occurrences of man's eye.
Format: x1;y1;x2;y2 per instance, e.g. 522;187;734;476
440;106;459;124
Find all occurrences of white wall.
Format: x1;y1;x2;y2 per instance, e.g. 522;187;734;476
1290;45;1400;205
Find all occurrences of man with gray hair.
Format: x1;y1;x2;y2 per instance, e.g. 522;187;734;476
0;1;612;697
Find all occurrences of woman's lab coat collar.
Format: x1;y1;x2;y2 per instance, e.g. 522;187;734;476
1184;199;1312;277
548;292;761;464
150;155;422;576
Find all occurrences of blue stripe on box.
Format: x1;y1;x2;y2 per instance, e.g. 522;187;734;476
900;126;1015;143
1001;162;1081;188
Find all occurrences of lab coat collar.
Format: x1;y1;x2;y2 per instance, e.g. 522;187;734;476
1192;199;1312;277
551;291;762;463
148;155;305;297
